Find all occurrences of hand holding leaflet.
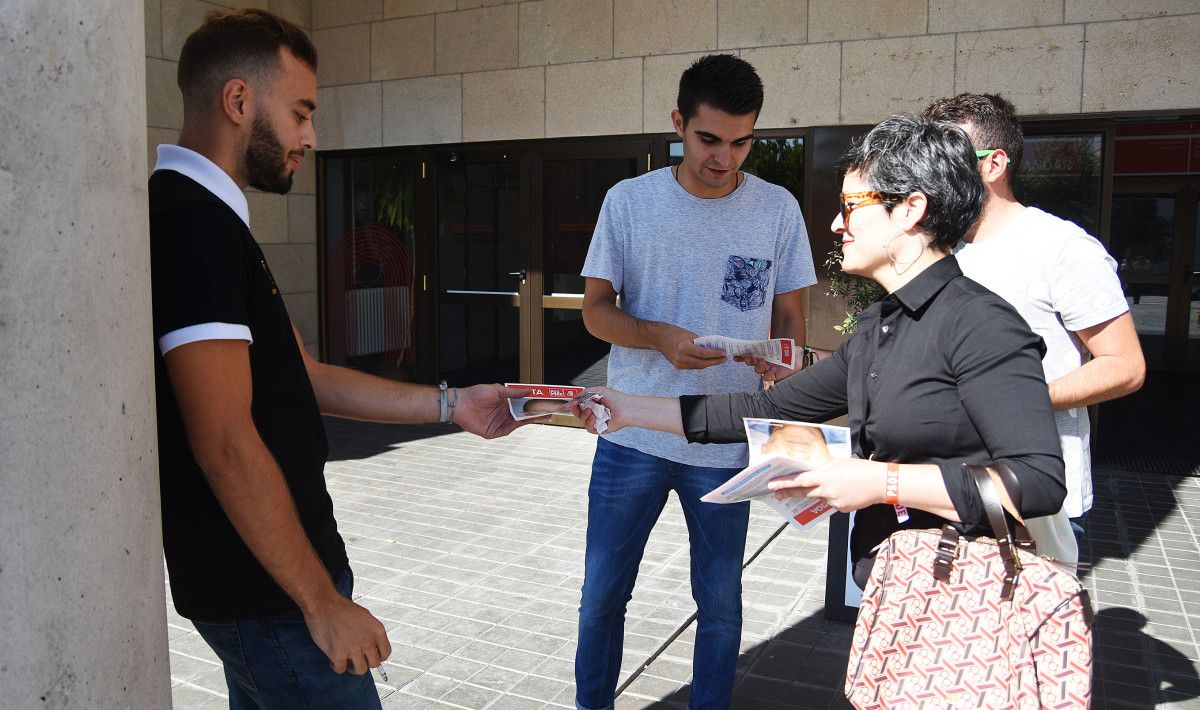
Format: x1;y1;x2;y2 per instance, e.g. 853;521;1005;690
702;419;852;531
692;336;796;369
505;383;612;433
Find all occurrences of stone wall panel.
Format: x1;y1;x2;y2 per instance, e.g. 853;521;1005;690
463;67;546;141
718;0;806;49
382;74;463;144
743;42;842;128
614;0;717;58
520;0;613;66
314;23;373;86
1083;15;1200;112
372;15;436;81
547;58;643;137
436;5;519;74
841;34;955;123
955;25;1085;114
810;0;928;42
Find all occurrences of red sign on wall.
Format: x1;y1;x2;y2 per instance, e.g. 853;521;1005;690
1115;122;1200;175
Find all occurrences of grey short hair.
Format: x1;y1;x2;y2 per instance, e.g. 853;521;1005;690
836;114;984;252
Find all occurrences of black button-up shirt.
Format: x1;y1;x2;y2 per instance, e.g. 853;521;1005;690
681;256;1065;566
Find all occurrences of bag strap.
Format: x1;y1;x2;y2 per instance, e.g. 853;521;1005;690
965;464;1023;600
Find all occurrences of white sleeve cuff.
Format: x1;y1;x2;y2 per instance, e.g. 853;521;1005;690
159;322;253;355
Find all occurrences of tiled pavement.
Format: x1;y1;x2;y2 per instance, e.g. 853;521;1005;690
168;419;1200;709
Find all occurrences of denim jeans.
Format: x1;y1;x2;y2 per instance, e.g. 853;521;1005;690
575;438;750;710
192;568;381;710
1070;511;1088;541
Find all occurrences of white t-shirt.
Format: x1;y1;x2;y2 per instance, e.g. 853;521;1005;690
955;206;1129;517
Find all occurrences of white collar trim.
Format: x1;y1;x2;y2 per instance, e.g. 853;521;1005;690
153;145;250;228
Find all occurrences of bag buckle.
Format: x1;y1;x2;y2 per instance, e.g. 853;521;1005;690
932;525;959;582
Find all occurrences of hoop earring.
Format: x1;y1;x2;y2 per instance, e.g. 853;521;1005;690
884;233;925;275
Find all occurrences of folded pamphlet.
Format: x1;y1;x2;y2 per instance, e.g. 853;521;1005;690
692;336;796;369
702;418;852;531
504;383;612;433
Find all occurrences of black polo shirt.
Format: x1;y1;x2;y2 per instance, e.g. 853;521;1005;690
681;256;1065;567
149;168;347;622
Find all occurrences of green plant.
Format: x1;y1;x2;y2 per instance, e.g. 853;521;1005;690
824;244;884;334
376;165;415;232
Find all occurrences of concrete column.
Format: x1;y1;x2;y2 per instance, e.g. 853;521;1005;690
0;1;170;708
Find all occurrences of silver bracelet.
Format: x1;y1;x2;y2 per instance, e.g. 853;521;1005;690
437;380;449;423
447;386;458;423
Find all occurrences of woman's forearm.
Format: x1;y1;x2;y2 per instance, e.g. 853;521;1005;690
627;395;685;435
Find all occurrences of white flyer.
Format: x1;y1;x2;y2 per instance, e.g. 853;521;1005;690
692;336;797;369
504;383;611;433
701;418;853;531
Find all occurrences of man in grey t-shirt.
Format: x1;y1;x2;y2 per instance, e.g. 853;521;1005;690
923;93;1145;540
576;55;816;710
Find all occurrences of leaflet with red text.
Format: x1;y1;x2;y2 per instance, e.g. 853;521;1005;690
504;383;611;432
701;418;852;532
692;336;796;369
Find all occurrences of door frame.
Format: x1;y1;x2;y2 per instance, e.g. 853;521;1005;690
1112;176;1200;370
525;138;652;384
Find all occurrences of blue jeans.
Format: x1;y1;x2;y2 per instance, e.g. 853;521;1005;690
575;438;750;710
192;568;381;710
1070;511;1088;541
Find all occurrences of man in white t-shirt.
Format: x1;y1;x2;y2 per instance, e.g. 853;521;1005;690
923;93;1145;539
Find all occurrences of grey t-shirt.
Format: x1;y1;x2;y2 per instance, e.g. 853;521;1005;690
955;206;1129;517
582;167;817;468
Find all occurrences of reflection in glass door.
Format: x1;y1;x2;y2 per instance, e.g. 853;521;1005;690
1110;180;1200;369
537;152;642;388
322;154;419;381
436;157;522;385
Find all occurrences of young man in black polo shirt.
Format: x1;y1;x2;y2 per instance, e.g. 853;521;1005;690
149;10;530;708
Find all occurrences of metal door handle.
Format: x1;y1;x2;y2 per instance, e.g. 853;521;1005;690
508;270;527;282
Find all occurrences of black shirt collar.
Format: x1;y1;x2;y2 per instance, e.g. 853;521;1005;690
887;255;962;314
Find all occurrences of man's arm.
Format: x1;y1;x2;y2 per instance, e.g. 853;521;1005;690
1048;312;1146;410
291;327;532;438
581;277;726;370
164;339;390;675
770;288;807;343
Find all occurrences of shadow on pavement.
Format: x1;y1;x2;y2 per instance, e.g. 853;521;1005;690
632;604;1200;709
1093;608;1200;708
323;416;461;462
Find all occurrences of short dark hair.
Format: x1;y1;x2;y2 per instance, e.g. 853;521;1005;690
677;54;764;123
177;8;317;114
836;114;985;253
921;92;1024;177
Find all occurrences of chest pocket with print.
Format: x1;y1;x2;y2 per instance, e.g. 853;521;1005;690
721;255;772;312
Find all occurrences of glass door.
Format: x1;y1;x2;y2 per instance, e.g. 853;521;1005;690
529;141;649;395
433;150;525;385
1110;178;1200;370
321;153;421;381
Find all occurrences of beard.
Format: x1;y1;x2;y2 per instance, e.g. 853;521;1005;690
245;113;299;195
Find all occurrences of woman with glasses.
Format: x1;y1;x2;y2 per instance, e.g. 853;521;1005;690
574;113;1066;588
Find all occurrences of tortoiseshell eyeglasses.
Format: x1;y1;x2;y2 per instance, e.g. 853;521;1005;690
838;191;908;228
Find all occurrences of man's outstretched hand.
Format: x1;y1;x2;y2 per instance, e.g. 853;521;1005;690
453;384;535;439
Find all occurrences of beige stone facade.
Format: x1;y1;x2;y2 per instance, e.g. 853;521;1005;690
146;0;1200;355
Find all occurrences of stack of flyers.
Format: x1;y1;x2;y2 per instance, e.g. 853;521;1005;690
701;418;852;531
692;336;796;369
504;383;611;432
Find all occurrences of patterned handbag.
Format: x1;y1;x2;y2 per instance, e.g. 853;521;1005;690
845;464;1093;708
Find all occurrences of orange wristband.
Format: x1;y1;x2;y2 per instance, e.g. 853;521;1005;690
884;462;900;505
